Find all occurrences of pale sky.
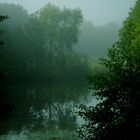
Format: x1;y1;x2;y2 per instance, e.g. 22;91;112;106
0;0;136;25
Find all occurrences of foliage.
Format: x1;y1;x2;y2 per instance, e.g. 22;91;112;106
0;15;8;22
0;3;28;29
0;15;8;45
77;0;140;140
0;14;13;134
0;3;90;133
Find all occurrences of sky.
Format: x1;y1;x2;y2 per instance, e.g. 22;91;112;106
0;0;137;26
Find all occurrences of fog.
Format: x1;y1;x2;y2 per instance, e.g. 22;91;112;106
1;0;136;25
0;0;138;140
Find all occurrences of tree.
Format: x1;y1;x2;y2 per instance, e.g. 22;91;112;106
22;4;88;130
0;15;12;134
0;3;28;29
0;4;90;133
77;0;140;140
0;15;8;45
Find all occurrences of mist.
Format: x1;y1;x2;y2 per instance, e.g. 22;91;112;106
0;0;139;140
1;0;136;25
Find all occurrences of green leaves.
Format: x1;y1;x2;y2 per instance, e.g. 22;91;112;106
0;3;90;133
77;0;140;140
0;15;9;22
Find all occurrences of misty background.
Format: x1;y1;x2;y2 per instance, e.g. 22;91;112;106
0;0;137;59
0;0;137;140
1;0;136;25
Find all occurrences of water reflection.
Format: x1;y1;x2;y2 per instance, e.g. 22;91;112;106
0;130;80;140
1;81;88;139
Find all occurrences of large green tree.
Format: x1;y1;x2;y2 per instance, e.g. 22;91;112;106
21;4;89;130
77;0;140;140
0;3;90;133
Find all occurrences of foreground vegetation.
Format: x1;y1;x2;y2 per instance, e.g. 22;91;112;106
77;0;140;139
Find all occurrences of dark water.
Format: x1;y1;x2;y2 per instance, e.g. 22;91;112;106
1;81;89;139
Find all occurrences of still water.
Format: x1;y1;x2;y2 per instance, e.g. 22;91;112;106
1;82;95;140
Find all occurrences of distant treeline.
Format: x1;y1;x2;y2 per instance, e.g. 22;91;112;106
75;20;119;60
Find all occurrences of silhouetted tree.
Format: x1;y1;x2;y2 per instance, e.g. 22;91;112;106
0;15;13;134
0;15;8;45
